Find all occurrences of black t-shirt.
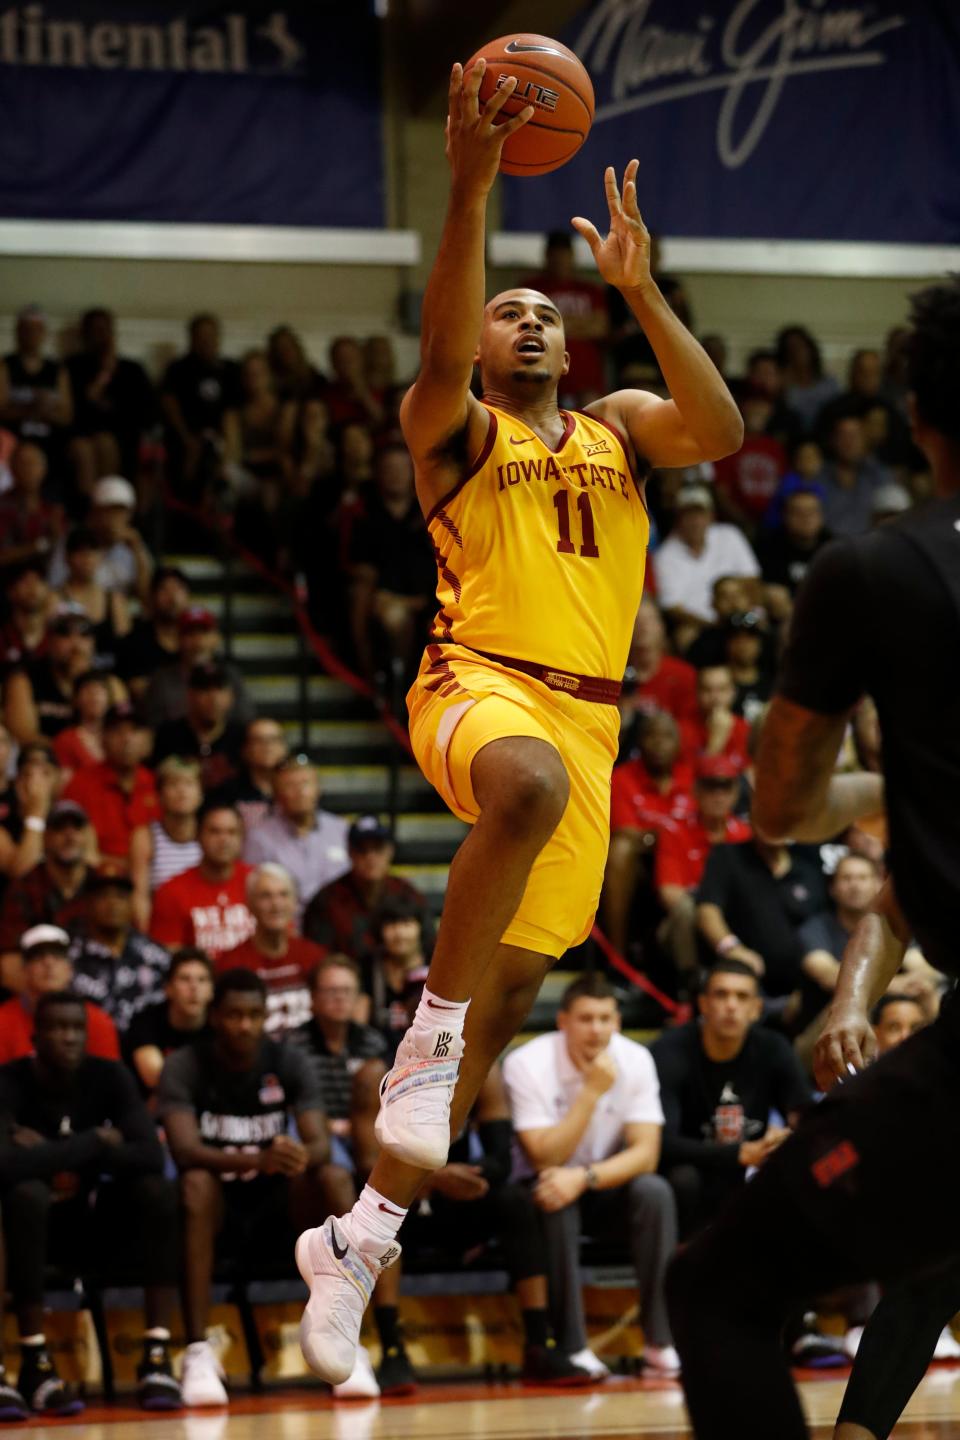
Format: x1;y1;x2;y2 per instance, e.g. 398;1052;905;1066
162;354;241;435
122;1001;211;1080
697;842;828;995
350;493;436;598
66;353;155;439
650;1021;811;1177
21;657;75;737
115;620;177;684
156;1036;321;1180
290;1019;386;1121
778;501;960;980
152;717;245;792
755;527;832;595
206;771;273;834
0;1055;162;1183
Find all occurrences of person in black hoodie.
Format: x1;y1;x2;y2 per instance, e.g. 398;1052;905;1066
0;991;180;1419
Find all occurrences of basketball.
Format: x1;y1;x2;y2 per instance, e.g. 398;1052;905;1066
465;33;594;177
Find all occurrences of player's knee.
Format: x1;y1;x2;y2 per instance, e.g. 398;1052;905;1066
486;756;569;840
180;1168;221;1216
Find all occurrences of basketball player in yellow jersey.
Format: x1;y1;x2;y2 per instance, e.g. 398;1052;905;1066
295;58;743;1387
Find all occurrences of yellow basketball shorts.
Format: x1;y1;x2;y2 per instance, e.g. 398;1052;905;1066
407;644;619;959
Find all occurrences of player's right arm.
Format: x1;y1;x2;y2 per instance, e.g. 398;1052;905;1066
400;61;533;511
812;879;909;1090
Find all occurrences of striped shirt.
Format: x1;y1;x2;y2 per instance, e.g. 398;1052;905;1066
149;821;203;892
290;1019;386;1121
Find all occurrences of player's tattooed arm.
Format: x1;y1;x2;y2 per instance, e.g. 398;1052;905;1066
752;694;885;844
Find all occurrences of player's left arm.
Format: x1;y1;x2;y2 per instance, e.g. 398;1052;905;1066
753;540;884;842
576;162;743;467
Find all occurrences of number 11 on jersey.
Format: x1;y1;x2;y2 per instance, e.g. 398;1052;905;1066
553;490;600;559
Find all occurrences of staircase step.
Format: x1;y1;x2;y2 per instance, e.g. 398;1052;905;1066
394;813;469;844
316;765;439;814
201;594;296;627
281;719;394;752
246;675;355;705
164;554;230;583
395;864;450;899
232;633;302;661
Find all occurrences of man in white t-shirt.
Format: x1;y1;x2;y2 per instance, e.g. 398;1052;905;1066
502;973;679;1379
653;484;760;629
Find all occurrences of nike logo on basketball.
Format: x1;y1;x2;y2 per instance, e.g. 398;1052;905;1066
505;38;563;55
510;435;535;445
433;1030;454;1058
329;1222;349;1261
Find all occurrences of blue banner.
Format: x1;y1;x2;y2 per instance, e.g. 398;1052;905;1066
0;2;384;227
502;0;960;243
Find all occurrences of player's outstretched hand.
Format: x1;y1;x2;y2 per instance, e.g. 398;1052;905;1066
572;160;653;294
813;1002;877;1092
445;60;534;196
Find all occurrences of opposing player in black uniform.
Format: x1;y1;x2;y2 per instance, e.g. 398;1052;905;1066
666;279;960;1438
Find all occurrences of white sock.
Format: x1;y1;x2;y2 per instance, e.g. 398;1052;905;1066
411;987;469;1048
350;1184;408;1251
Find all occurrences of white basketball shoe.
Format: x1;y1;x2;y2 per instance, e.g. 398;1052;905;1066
295;1215;401;1385
374;1024;464;1170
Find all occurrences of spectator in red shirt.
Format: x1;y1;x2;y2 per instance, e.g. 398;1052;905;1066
713;391;788;535
52;670;110;782
303;815;431;963
150;803;254;961
655;756;752;990
65;701;157;861
524;231;609;404
679;666;751;775
217;863;327;1037
619;604;699;753
0;924;119;1064
603;714;695;955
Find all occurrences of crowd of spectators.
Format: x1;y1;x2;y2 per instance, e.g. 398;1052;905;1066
0;274;949;1418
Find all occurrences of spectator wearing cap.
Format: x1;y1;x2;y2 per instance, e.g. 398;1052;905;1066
362;897;431;1058
244;755;349;919
150;803;255;961
57;525;131;668
64;702;157;860
652;485;760;640
123;948;214;1098
51;670;110;781
68;475;153;607
217;863;327;1036
144;606;253;731
152;661;247;793
0;797;92;970
65;307;155;496
678;665;751;775
303;814;430;963
116;566;191;701
696;835;829;1005
0;304;73;456
0;742;62;885
0;560;52;672
0;924;119;1064
207;716;287;833
655;756;752;988
69;868;170;1031
129;757;203;931
604;713;695;957
3;604;103;743
0;443;64;570
872;482;912;526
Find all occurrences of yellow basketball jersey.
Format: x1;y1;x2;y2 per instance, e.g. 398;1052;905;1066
425;403;649;680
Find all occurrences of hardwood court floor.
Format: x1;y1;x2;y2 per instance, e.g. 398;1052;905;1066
23;1367;960;1439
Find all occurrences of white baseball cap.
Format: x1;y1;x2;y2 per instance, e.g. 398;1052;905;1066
21;924;71;955
92;475;136;509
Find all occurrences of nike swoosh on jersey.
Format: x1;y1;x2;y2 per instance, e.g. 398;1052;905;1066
329;1221;349;1261
505;39;564;55
509;435;536;445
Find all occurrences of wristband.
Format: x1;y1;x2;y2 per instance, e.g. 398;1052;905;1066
716;933;740;956
24;816;46;834
584;1165;600;1190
